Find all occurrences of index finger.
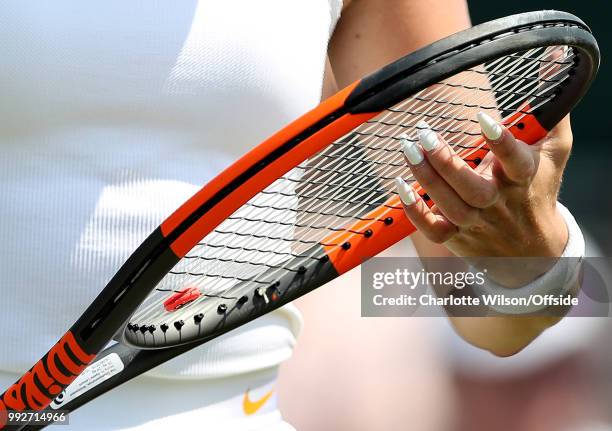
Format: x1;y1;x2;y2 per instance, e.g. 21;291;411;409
478;111;538;185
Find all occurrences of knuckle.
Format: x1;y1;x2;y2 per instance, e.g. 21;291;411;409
447;206;478;227
467;223;486;235
437;147;455;165
410;164;434;186
427;228;452;244
496;135;515;156
523;157;537;177
441;152;463;175
466;185;498;208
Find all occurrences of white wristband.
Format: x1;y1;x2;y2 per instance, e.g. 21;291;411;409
470;202;585;315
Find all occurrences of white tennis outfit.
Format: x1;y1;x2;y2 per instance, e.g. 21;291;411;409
0;0;342;428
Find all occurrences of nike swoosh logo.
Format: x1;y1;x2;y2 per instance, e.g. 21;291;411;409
242;388;274;415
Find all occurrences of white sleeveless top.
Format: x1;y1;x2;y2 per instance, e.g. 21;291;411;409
0;0;342;380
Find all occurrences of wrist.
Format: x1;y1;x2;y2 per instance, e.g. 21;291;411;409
538;203;570;258
483;203;569;287
470;202;585;315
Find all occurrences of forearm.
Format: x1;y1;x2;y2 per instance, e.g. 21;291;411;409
449;314;564;357
412;204;579;357
412;231;559;355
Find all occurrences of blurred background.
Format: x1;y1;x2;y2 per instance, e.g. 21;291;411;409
457;3;612;430
470;1;612;255
280;3;612;431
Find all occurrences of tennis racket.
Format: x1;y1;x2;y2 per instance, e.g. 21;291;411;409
0;10;599;429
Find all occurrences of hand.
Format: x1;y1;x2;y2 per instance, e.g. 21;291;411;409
395;113;572;286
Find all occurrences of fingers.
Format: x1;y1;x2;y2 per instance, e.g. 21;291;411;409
415;121;499;208
400;135;479;227
395;112;550;240
477;112;537;184
395;177;457;244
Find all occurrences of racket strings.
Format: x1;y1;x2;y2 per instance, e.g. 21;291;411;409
255;47;568;207
179;46;568;284
197;47;567;264
130;45;577;326
241;200;383;220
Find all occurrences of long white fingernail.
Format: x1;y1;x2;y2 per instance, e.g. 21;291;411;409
477;112;503;141
395;177;416;206
399;135;424;165
416;120;439;151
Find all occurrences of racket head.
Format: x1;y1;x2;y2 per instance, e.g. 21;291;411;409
121;10;600;349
